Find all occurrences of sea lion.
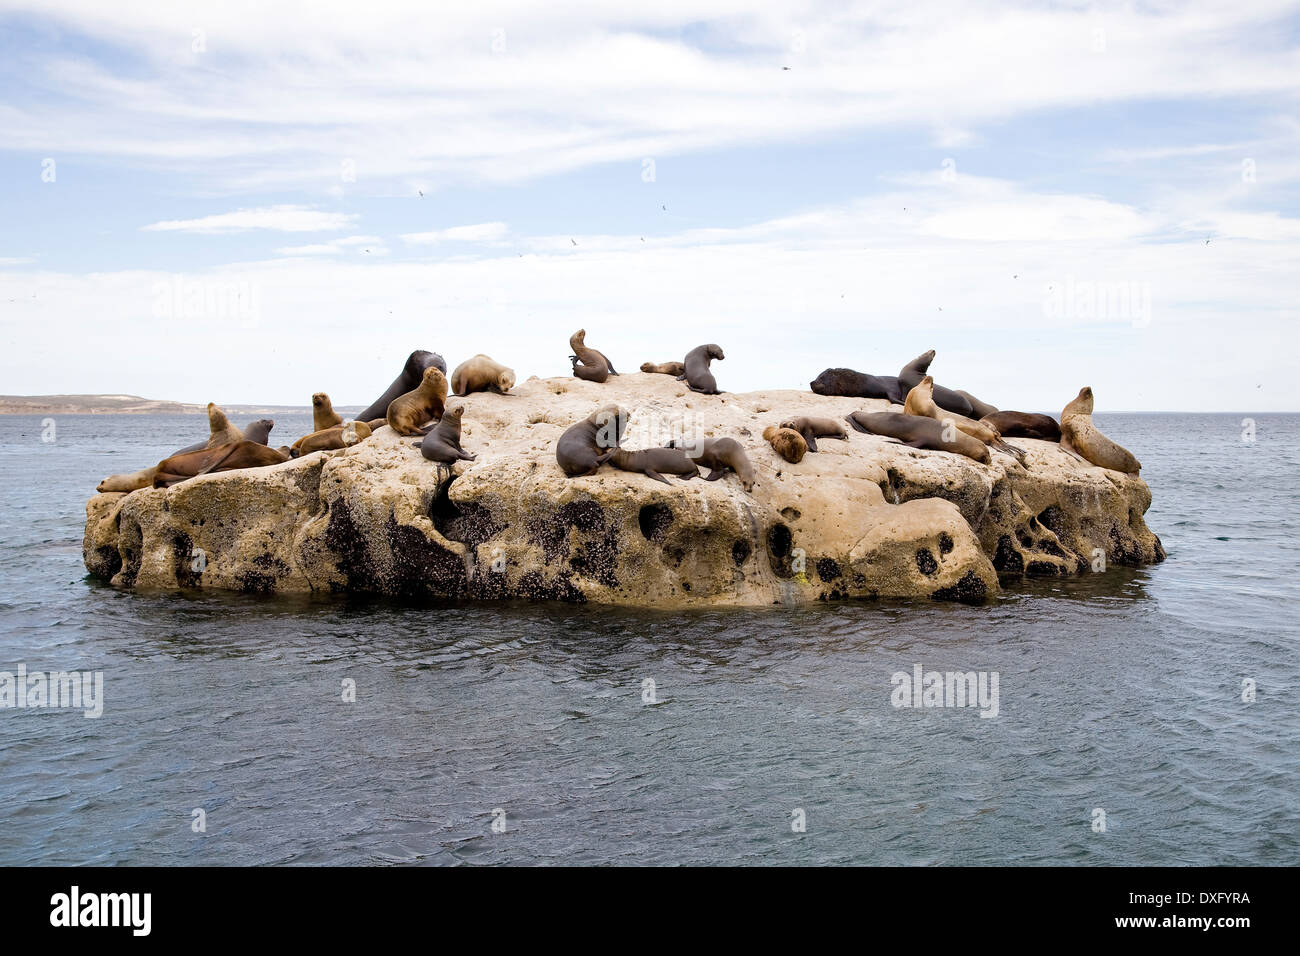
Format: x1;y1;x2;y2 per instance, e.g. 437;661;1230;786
672;437;755;491
451;354;515;396
569;329;617;375
387;367;449;436
355;350;448;422
168;413;274;457
153;441;290;488
607;447;700;485
240;419;274;445
905;377;1025;463
956;390;999;419
205;402;243;448
845;411;991;464
556;404;628;477
312;392;344;431
778;416;848;453
571;355;609;383
898;350;975;417
413;403;476;465
762;425;808;463
981;411;1061;442
291;420;372;457
640;361;685;376
809;368;904;404
1060;387;1140;475
96;466;158;493
679;344;724;394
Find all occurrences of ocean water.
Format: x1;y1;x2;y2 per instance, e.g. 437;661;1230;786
0;412;1296;866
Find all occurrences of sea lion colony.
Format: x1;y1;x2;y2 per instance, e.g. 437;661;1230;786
95;335;1142;495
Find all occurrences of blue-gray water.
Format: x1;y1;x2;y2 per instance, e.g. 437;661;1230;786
0;412;1296;865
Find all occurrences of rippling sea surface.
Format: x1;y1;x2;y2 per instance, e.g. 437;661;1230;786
0;412;1297;865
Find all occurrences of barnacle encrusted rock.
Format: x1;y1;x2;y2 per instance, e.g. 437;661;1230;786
83;374;1164;606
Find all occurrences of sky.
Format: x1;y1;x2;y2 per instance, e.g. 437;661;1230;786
1;0;1298;411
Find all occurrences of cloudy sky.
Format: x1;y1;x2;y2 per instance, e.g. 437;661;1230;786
1;0;1297;411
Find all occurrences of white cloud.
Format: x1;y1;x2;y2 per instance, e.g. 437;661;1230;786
0;257;35;266
401;223;510;244
275;235;388;256
143;205;358;234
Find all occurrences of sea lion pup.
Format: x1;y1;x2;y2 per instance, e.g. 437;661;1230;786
956;389;999;419
571;355;609;383
153;441;290;488
980;411;1061;442
607;447;700;485
356;350;448;422
778;416;848;453
845;411;991;465
640;361;685;376
809;368;904;404
678;344;724;394
312;392;344;431
291;420;373;458
556;403;628;477
96;466;159;493
569;328;618;375
897;350;975;417
451;354;516;396
905;377;1026;463
762;425;808;463
669;437;755;491
386;367;449;436
1060;386;1141;475
412;403;476;465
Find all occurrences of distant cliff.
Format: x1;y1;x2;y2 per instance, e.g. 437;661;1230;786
0;394;327;415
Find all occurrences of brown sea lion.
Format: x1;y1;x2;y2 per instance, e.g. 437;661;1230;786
96;466;158;493
607;447;700;484
413;403;476;465
356;350;448;422
571;355;609;383
956;389;999;419
981;411;1061;442
905;377;1025;463
679;344;724;394
205;403;243;447
153;441;290;488
556;404;628;477
897;350;975;417
641;361;685;376
312;392;344;431
671;437;755;491
451;354;515;396
292;420;373;457
846;411;991;465
762;425;808;463
387;367;449;436
778;416;848;453
809;368;905;403
570;329;617;375
1060;387;1140;475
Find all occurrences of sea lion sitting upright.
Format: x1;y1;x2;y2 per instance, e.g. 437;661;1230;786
96;466;159;493
355;350;448;423
413;403;476;466
679;344;724;394
980;411;1061;442
809;368;904;404
845;411;991;465
153;441;290;488
640;361;685;376
312;393;344;431
778;416;848;453
387;367;449;436
607;447;700;485
671;437;755;491
571;355;609;383
292;420;373;457
1060;387;1140;475
556;404;628;477
204;403;243;448
570;329;618;376
762;426;808;463
897;350;974;417
451;354;515;396
905;377;1025;463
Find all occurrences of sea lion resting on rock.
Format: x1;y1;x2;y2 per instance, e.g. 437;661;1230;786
413;403;476;465
153;441;290;488
956;390;999;419
170;406;272;456
292;420;372;458
845;411;991;465
97;466;158;493
778;416;848;453
570;329;617;376
679;344;724;394
762;426;808;463
809;368;904;404
355;350;447;423
897;350;975;417
1060;387;1140;475
641;361;685;376
387;367;449;436
312;392;344;431
668;437;756;491
607;447;700;485
981;411;1061;442
905;377;1025;464
452;354;515;396
556;404;628;477
571;355;609;383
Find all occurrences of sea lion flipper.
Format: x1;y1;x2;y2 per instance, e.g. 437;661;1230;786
703;469;724;481
802;433;819;453
645;469;671;485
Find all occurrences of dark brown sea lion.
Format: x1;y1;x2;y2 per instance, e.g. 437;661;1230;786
451;354;515;395
569;329;617;375
413;403;476;465
640;361;685;376
905;377;1025;463
291;421;372;457
845;411;990;464
778;416;848;453
980;411;1061;442
607;447;700;484
312;392;344;431
1060;387;1140;474
679;344;724;394
898;350;974;417
571;355;609;383
762;425;807;463
556;404;628;477
956;389;999;419
387;367;449;436
355;350;448;422
240;419;274;445
672;437;755;491
153;441;290;488
809;368;904;404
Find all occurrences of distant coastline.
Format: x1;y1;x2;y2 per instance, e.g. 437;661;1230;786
0;395;359;416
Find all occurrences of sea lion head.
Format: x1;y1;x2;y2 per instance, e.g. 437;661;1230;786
572;328;586;345
706;344;725;360
640;362;655;373
420;367;448;393
592;403;629;449
443;403;464;422
312;392;330;409
497;369;516;392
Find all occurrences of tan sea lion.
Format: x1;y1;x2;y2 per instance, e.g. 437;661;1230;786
556;404;628;477
778;416;848;453
312;392;344;431
96;466;158;493
292;420;373;457
641;361;685;376
905;377;1025;463
205;403;243;448
763;425;808;463
1060;387;1140;475
671;437;755;491
679;344;724;394
570;329;617;375
607;447;700;484
846;411;991;465
387;367;449;435
356;350;447;422
153;441;290;488
451;354;515;396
